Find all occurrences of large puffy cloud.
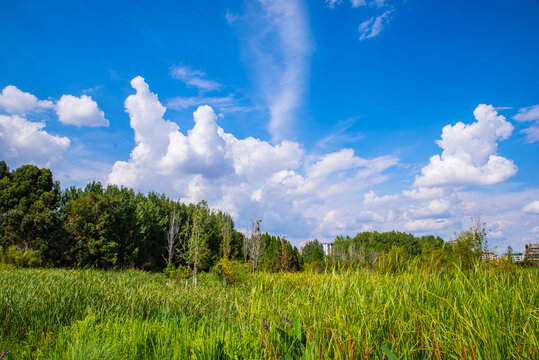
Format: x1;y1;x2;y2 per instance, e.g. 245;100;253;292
0;114;70;167
108;76;305;197
414;104;516;187
108;76;398;239
56;94;109;127
0;85;54;114
107;77;537;253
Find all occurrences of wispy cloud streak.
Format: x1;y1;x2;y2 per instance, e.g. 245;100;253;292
170;65;222;91
359;8;394;40
240;0;313;141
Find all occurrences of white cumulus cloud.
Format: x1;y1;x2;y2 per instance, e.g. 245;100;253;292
0;114;70;167
523;200;539;214
363;190;398;205
104;77;538;251
406;199;453;219
108;76;400;240
56;94;109;127
414;104;516;188
107;76;304;199
0;85;54;114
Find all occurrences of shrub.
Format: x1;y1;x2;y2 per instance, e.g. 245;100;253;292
2;245;42;268
212;258;248;284
163;264;191;280
22;249;42;267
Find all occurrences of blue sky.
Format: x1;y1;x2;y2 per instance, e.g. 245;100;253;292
1;0;538;252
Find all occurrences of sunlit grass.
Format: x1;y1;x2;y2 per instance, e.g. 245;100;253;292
0;267;537;359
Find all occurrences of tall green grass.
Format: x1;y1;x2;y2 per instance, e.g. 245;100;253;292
0;267;537;359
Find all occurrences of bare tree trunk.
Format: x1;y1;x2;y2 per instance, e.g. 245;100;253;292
249;219;263;272
164;210;179;267
187;204;209;288
243;231;249;262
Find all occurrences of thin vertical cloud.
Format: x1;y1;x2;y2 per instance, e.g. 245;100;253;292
239;0;313;142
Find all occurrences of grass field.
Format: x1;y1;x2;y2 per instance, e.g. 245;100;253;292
0;266;537;359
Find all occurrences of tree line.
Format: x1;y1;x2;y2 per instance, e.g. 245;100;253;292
0;162;303;274
3;161;509;277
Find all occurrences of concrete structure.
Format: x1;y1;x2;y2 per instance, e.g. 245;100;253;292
321;242;333;256
511;252;524;262
482;251;497;261
525;243;539;263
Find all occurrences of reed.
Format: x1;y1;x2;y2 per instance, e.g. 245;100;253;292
0;266;536;359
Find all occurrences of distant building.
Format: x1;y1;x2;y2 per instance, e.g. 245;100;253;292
482;251;497;261
525;243;539;263
321;242;333;256
511;252;524;262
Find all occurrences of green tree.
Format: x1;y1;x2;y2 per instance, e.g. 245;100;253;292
185;202;211;284
248;219;263;272
302;239;325;264
64;193;123;268
0;163;61;263
104;185;138;269
0;161;9;180
220;215;233;259
135;192;172;270
450;220;487;270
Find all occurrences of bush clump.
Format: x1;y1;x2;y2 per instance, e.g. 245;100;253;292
163;264;191;280
212;258;249;284
0;245;42;268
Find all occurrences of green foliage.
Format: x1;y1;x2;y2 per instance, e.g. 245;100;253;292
302;239;325;263
329;231;448;270
184;202;211;278
212;258;248;284
163;263;191;280
0;162;245;272
0;267;537;359
382;345;403;360
448;222;488;270
64;193;123;268
1;245;41;267
260;233;301;272
0;163;62;259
